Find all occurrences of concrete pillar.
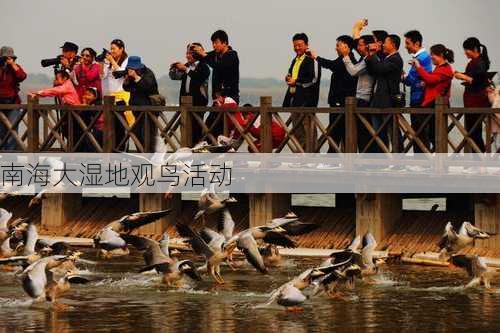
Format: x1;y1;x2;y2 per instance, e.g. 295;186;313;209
41;193;82;233
475;194;500;250
249;193;291;228
138;193;181;236
356;193;402;243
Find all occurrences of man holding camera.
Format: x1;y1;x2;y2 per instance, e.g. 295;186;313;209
170;43;210;144
0;46;27;150
59;42;79;72
365;34;404;152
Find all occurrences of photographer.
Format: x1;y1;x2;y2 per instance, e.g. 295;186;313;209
59;42;79;72
122;56;159;151
169;43;210;144
0;46;27;150
72;47;102;102
98;39;129;150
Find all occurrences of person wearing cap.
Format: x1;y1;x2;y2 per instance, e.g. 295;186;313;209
0;46;27;150
60;41;79;72
122;56;159;150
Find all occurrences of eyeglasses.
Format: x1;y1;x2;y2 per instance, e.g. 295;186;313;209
82;53;92;58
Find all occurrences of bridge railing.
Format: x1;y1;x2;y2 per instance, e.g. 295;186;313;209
0;96;498;154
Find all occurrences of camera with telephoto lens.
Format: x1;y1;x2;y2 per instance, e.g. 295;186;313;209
95;48;109;63
41;55;80;69
41;55;62;68
112;70;128;79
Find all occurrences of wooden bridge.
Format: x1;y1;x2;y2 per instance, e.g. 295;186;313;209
0;96;499;253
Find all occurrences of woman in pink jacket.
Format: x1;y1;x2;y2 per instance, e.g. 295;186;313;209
72;47;102;101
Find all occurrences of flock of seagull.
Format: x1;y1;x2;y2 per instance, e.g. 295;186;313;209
0;186;498;311
0;138;498;311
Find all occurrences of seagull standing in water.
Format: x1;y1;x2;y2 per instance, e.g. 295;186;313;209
438;222;490;259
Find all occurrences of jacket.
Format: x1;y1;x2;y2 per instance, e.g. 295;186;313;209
0;64;27;103
73;62;102;100
122;66;159;106
404;48;432;105
317;53;358;106
202;48;239;103
366;52;404;108
37;80;80;105
169;62;210;106
283;55;321;107
415;63;453;107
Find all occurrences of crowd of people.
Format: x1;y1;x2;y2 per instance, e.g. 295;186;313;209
0;19;499;152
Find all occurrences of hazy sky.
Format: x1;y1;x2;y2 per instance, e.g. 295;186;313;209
1;0;498;78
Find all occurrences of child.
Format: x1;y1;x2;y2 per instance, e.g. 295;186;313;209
30;70;80;105
81;87;103;151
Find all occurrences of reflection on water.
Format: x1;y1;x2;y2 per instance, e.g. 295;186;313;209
1;252;499;332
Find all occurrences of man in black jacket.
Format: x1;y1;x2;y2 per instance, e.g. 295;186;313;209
365;34;404;152
123;56;159;151
311;35;358;151
170;43;210;144
193;30;239;137
283;33;321;150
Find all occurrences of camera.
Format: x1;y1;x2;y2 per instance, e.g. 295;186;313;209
41;55;62;68
41;55;80;68
112;70;128;79
95;48;109;63
0;57;7;67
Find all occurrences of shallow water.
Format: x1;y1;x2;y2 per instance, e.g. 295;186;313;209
1;251;499;332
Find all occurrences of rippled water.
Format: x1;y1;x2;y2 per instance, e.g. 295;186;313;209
1;250;499;332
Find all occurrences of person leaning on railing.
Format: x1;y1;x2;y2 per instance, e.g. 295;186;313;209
0;46;27;151
454;37;491;152
410;44;454;151
30;69;80;106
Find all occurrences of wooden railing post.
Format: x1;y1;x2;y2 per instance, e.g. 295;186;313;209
180;95;193;148
260;96;273;153
345;97;357;153
103;95;115;153
27;95;39;153
304;114;314;153
434;96;448;154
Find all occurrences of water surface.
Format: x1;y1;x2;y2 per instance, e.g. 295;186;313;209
0;251;499;332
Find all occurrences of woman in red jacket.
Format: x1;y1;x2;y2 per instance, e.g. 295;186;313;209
411;44;454;151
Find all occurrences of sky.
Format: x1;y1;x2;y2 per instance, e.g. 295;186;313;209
1;0;499;79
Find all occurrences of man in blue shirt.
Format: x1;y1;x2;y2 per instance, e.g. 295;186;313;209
403;30;433;154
